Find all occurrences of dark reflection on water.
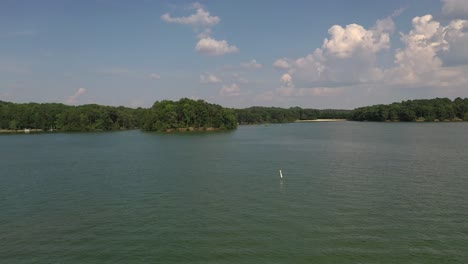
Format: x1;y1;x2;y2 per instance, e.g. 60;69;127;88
1;122;468;263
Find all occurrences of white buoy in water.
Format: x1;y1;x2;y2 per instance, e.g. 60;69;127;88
279;169;283;180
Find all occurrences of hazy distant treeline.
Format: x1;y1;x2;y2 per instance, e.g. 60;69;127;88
350;97;468;122
235;107;351;124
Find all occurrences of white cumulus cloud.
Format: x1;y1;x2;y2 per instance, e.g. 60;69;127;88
66;88;87;105
274;17;392;88
387;15;468;86
280;73;293;87
268;13;400;102
271;10;468;103
273;58;291;69
162;4;239;57
161;7;220;27
323;23;391;58
195;37;239;56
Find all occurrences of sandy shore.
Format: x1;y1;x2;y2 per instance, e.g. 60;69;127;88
295;119;347;122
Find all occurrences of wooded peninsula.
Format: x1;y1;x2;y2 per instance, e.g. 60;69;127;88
1;97;467;133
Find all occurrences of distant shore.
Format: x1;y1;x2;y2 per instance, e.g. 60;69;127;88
295;119;347;122
164;127;221;132
0;129;44;134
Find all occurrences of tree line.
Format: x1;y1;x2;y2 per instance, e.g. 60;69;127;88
0;98;237;132
235;107;351;124
350;97;468;122
0;101;143;131
142;98;237;131
2;97;468;132
0;99;351;132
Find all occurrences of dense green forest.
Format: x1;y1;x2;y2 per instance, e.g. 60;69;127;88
2;97;468;133
0;99;236;132
350;97;468;122
0;99;351;132
0;101;143;131
142;98;237;131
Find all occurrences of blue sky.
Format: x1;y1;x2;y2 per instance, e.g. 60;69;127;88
1;0;468;109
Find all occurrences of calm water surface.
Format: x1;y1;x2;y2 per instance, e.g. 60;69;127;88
1;122;467;263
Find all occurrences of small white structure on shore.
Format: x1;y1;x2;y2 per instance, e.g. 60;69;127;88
24;129;30;133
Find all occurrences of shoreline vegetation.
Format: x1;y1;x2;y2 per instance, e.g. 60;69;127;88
1;97;468;133
350;97;468;122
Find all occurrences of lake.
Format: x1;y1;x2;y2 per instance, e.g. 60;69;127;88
1;122;467;263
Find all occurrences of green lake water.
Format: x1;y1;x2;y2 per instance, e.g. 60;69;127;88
1;122;467;263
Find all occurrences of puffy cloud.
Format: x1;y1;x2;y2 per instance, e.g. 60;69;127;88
66;88;87;105
241;59;262;69
273;58;290;69
274;17;391;88
148;73;161;80
162;4;239;56
270;12;464;102
161;7;220;27
442;0;468;18
323;23;391;58
272;11;468;97
388;15;468;86
389;15;445;84
220;83;240;96
268;18;390;104
200;73;222;84
261;6;468;105
195;37;239;56
280;73;293;87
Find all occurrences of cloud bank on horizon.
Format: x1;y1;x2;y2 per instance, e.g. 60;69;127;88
272;11;468;100
1;0;468;108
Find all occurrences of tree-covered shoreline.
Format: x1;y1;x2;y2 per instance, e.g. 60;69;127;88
142;98;237;132
1;97;468;133
0;99;237;133
0;101;143;132
235;107;351;124
350;97;468;122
